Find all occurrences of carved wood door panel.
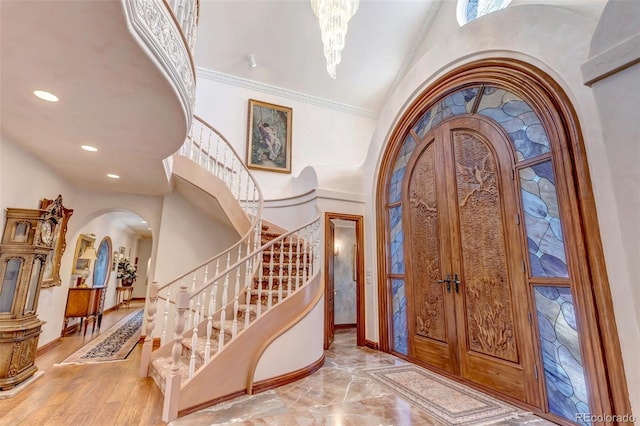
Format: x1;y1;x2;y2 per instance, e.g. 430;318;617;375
404;136;458;374
404;116;538;405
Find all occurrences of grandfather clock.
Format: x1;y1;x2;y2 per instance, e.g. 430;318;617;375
0;207;56;390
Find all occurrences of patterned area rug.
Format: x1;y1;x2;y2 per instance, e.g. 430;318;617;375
55;309;143;365
362;364;532;425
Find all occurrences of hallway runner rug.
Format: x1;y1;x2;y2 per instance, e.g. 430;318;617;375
55;309;143;365
362;364;532;425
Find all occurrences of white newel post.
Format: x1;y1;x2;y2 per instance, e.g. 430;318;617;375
162;283;189;422
139;281;159;377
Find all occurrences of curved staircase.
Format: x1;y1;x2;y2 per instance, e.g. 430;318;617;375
140;116;322;422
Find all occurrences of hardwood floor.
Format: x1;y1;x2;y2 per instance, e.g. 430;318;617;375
0;303;166;426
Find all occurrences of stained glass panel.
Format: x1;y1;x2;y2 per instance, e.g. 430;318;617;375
520;161;568;277
477;86;551;160
413;88;480;139
392;278;408;355
389;206;404;274
464;0;512;24
535;286;591;425
391;135;416;204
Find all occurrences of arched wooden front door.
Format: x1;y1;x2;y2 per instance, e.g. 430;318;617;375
377;60;631;425
404;116;537;404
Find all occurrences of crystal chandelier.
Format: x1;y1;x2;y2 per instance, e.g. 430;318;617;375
311;0;360;79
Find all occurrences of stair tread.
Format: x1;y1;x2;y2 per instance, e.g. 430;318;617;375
250;289;291;295
212;318;248;334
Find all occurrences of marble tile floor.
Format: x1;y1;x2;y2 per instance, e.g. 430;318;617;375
171;329;556;426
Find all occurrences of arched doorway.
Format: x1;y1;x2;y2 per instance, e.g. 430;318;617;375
375;59;630;424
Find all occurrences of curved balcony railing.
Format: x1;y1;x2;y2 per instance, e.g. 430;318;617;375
166;0;199;54
123;0;198;122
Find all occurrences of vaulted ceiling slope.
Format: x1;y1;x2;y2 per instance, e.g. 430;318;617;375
194;0;442;114
0;0;187;194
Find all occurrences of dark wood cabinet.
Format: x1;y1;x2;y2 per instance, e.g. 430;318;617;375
62;287;104;336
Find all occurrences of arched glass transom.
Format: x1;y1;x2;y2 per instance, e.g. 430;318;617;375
457;0;512;26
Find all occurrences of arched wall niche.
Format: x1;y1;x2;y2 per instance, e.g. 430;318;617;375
375;57;631;423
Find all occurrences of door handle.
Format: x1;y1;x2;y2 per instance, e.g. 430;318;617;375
453;274;460;294
438;274;451;293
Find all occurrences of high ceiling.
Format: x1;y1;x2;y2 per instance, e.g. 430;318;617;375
194;0;440;113
0;0;604;237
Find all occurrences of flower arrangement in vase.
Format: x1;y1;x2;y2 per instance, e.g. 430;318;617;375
117;257;138;287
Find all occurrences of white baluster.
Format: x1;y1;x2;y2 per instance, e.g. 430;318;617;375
139;281;158;377
229;156;235;191
218;273;229;352
257;246;263;318
314;221;320;274
278;239;284;303
231;267;240;338
302;229;308;286
206;133;213;172
214;136;221;177
197;125;204;166
244;256;253;329
162;281;188;422
267;245;274;309
296;235;302;291
161;285;172;345
188;274;197;329
204;279;217;364
288;234;293;295
200;266;208;320
188;301;199;378
244;173;250;214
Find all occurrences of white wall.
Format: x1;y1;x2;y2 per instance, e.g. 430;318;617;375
0;136;78;347
582;0;640;414
193;73;377;200
153;191;240;285
360;2;638;415
134;237;153;299
254;294;324;382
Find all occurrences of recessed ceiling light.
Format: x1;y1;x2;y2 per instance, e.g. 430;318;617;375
33;90;59;102
81;145;98;152
107;173;120;179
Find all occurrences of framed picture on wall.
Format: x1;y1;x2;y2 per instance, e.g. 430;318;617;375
112;251;119;271
72;234;96;274
246;99;292;173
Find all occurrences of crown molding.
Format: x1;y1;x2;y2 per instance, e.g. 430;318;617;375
196;67;379;119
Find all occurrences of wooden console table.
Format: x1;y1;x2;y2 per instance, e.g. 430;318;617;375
62;287;104;336
115;286;134;309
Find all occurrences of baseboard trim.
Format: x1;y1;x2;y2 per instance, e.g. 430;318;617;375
178;353;325;418
179;390;246;418
251;353;325;394
365;340;379;350
103;305;118;315
36;337;62;356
